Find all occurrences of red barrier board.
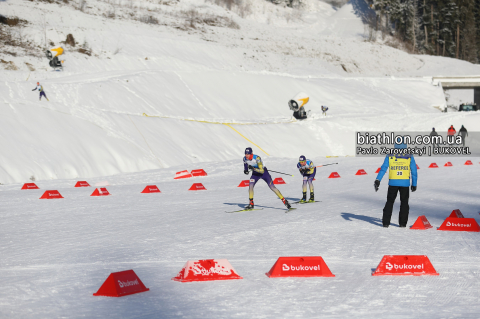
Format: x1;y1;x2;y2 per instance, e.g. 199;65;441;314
428;163;438;168
438;217;480;232
375;167;380;173
372;255;439;276
93;270;149;297
75;181;90;187
238;180;250;187
465;160;473;165
174;170;192;179
189;183;206;191
172;259;242;282
266;257;335;278
355;169;367;175
191;169;207;177
328;172;341;178
448;209;464;218
410;215;433;230
141;185;161;193
91;187;111;196
444;162;453;167
416;164;420;169
39;190;63;199
273;177;286;184
21;183;39;190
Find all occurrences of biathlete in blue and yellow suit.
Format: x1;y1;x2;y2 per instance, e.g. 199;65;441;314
243;147;291;210
297;155;315;203
374;142;418;228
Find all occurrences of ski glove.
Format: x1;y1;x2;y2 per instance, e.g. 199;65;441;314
411;186;417;192
248;165;254;170
374;179;380;192
244;170;249;175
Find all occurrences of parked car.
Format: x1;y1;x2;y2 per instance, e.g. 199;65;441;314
459;103;478;111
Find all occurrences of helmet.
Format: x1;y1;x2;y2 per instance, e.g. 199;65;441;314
299;155;306;162
432;127;435;131
245;147;253;155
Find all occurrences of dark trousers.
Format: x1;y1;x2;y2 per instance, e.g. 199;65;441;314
383;186;409;226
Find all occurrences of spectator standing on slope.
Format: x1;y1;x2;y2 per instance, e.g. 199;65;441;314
32;82;49;101
429;127;439;148
374;141;418;228
447;125;456;136
243;147;291;210
458;125;468;146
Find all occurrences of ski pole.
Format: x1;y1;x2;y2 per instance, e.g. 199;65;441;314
268;170;294;177
316;163;338;168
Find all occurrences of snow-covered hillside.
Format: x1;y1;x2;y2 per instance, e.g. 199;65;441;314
0;0;479;184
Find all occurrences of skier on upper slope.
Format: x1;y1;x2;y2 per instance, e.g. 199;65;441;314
32;82;49;101
297;155;316;203
374;141;417;228
243;147;291;210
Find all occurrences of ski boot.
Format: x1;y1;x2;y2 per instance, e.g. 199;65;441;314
282;198;291;209
308;193;314;202
245;199;254;210
299;192;307;203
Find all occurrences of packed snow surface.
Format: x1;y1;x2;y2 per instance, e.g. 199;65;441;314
1;0;480;317
1;157;480;318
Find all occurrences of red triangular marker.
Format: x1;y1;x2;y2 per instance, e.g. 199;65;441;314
438;217;480;232
189;183;206;190
266;257;335;278
40;190;63;199
21;183;39;190
91;187;111;196
238;180;250;187
75;181;90;187
428;163;438;168
172;259;242;282
141;185;161;193
375;167;380;173
328;172;340;178
410;216;433;229
191;169;207;176
355;169;367;175
93;270;149;297
273;177;286;184
444;162;452;167
465;160;473;165
372;255;439;276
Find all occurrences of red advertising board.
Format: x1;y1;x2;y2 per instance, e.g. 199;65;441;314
266;257;335;278
189;183;206;190
21;183;39;190
39;190;64;199
174;170;192;179
438;217;480;232
410;215;433;230
91;187;111;196
172;259;242;282
191;169;207;177
75;181;90;187
355;169;367;175
273;177;286;184
328;172;341;178
93;270;149;297
372;255;439;276
141;185;161;193
238;180;249;187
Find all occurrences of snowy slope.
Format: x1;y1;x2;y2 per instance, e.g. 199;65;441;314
0;0;479;186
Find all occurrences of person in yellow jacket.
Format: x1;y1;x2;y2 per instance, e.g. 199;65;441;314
374;142;417;228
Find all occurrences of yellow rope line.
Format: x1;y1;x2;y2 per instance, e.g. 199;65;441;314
142;113;295;125
223;124;270;156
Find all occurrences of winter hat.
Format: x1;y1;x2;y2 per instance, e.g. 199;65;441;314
245;147;253;155
299;155;306;162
